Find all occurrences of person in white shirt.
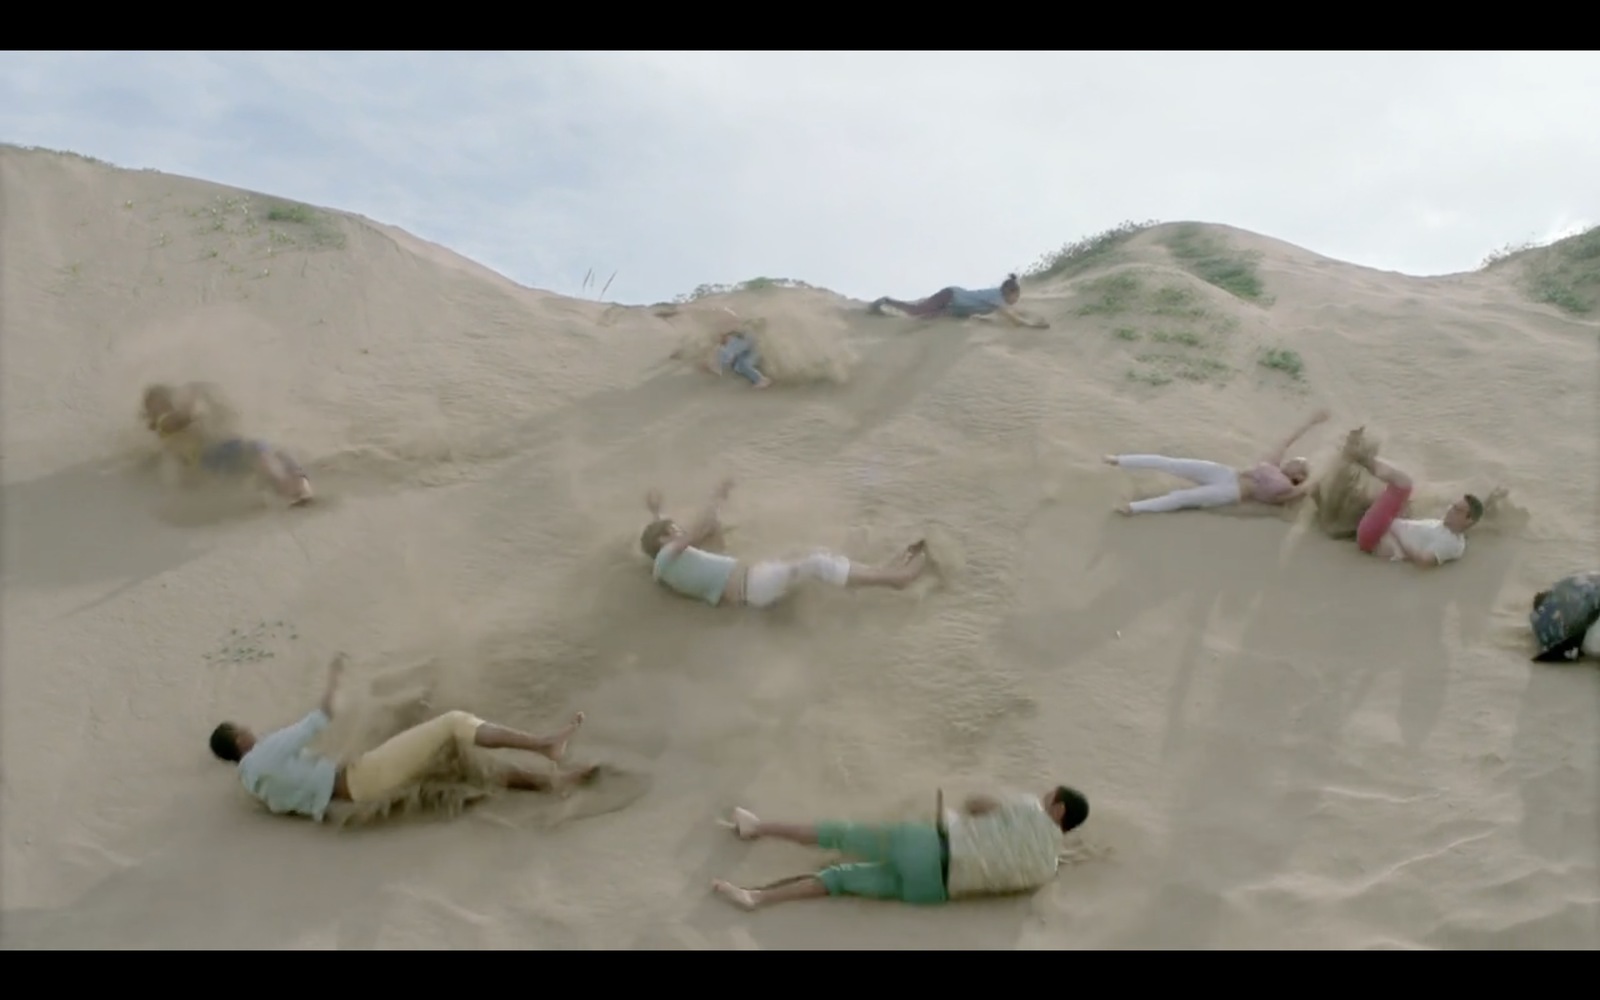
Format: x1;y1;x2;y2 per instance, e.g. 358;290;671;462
706;784;1089;911
1344;429;1485;567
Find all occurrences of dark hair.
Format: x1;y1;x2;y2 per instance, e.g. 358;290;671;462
210;722;243;763
1001;272;1020;295
639;518;675;558
1053;785;1089;832
1532;589;1551;612
1464;494;1484;523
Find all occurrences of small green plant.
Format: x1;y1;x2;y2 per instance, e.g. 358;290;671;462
1148;283;1209;320
1111;326;1140;341
1132;352;1232;384
253;198;346;250
1022;219;1162;281
1127;368;1172;386
1075;271;1144;316
1151;329;1204;348
1519;225;1599;315
672;276;815;303
7;143;108;165
1258;346;1305;380
265;202;316;224
1160;224;1269;302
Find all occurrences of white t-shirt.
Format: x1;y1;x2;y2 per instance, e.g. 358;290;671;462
1386;518;1466;564
943;792;1061;898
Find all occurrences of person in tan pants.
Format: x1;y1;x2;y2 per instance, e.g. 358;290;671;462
208;654;596;822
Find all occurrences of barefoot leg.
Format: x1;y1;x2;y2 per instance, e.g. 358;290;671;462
712;875;828;911
844;541;928;589
474;711;585;760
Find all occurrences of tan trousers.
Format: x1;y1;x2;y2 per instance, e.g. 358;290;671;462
343;710;485;802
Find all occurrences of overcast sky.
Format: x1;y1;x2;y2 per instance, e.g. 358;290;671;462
3;51;1596;306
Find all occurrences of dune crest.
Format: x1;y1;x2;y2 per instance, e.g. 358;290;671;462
1;145;1596;950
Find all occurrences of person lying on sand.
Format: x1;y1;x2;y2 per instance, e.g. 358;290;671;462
1530;571;1600;662
1340;427;1495;567
703;328;771;389
141;382;314;506
869;272;1049;329
639;479;930;609
709;784;1089;911
208;654;598;822
1105;407;1330;515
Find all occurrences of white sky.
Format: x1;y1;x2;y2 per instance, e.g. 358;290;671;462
3;51;1596;305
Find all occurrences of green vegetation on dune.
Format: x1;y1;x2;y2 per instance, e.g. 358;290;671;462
1021;219;1162;282
1158;223;1271;303
670;276;816;304
1073;269;1250;388
1257;346;1305;381
1482;225;1600;316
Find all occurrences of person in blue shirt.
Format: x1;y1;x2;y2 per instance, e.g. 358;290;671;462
208;653;598;822
868;273;1049;328
702;328;771;389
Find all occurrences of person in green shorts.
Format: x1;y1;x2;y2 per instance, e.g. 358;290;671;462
709;784;1090;910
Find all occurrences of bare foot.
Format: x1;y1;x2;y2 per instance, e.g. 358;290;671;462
288;476;314;506
544;711;586;762
1341;427;1373;465
753;376;772;389
712;879;759;911
1102;455;1119;466
1115;503;1133;515
730;806;761;839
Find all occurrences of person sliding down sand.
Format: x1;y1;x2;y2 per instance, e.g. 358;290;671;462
709;784;1089;911
141;382;314;506
1340;427;1494;568
639;479;930;609
702;327;772;389
869;272;1049;329
1105;407;1330;515
208;654;598;823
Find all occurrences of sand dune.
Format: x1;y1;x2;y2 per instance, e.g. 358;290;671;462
1;144;1596;950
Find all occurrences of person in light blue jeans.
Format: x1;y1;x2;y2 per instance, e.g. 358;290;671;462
703;329;771;388
868;272;1049;328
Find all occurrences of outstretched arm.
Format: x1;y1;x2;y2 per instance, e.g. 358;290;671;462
1262;407;1330;464
659;479;734;559
317;653;346;718
995;305;1049;329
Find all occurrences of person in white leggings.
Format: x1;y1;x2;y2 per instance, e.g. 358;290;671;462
1104;407;1331;515
636;479;931;609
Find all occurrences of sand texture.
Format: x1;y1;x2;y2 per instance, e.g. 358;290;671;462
2;146;1596;949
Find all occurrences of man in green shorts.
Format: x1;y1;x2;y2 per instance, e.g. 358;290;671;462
708;783;1090;910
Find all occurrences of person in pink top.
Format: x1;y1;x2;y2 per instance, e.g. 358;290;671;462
1103;407;1330;515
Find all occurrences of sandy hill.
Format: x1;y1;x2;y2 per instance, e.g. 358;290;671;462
1;144;1595;950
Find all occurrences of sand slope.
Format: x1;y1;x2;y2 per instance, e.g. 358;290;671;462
1;146;1596;950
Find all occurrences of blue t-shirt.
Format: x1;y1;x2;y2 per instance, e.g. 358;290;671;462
946;287;1007;317
237;709;340;821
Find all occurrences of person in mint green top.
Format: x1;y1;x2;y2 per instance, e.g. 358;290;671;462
639;477;932;609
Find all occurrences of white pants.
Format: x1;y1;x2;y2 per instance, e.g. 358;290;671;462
1117;454;1242;513
743;551;852;608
